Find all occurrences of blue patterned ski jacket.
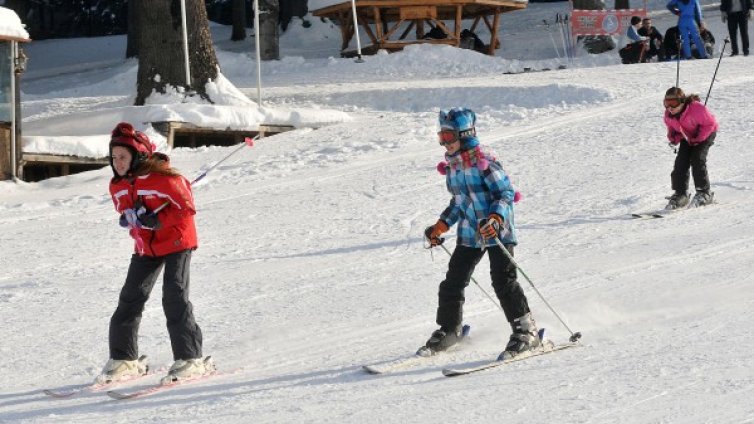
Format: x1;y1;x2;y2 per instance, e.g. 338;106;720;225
438;145;517;248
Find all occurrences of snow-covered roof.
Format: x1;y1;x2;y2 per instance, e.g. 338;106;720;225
0;6;30;41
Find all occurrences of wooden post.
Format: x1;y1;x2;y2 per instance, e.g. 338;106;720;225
341;10;353;51
373;7;384;48
488;9;501;55
454;5;462;45
0;124;11;180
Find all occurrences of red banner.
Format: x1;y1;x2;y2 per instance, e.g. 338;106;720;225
571;9;647;36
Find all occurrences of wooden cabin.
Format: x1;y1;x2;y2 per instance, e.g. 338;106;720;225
0;6;30;181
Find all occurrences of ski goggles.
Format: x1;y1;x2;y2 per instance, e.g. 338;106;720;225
438;130;460;146
663;97;682;108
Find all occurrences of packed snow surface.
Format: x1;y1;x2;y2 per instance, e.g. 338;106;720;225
2;1;754;423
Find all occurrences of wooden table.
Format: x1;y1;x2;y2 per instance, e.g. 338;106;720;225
313;0;527;57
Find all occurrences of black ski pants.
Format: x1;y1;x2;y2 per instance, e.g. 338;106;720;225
436;244;530;330
727;11;749;55
671;134;715;194
109;249;203;361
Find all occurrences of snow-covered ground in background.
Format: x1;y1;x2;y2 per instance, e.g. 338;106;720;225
3;1;754;423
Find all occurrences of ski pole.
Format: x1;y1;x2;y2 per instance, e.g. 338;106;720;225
704;37;729;106
543;19;562;59
152;135;258;215
428;237;506;316
489;235;582;342
555;13;568;58
191;135;257;185
564;13;572;61
675;37;681;87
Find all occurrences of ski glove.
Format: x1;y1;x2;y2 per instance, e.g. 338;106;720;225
119;206;161;230
120;208;141;229
478;214;504;239
137;210;161;230
424;220;449;247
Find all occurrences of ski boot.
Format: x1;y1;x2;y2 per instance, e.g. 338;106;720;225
95;355;149;384
690;190;714;207
500;313;541;360
417;326;464;357
665;192;689;210
160;356;216;385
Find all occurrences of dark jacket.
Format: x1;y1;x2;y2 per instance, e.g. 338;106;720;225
721;0;753;13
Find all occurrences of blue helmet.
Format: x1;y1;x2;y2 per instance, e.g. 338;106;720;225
438;107;478;149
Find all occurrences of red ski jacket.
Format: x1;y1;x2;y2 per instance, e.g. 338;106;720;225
110;173;198;257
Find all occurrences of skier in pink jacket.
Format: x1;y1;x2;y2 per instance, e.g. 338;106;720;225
662;86;719;209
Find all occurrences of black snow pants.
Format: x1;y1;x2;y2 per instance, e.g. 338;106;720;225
671;133;715;194
109;249;203;361
436;244;530;329
727;11;750;55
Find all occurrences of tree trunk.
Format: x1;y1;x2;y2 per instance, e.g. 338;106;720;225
231;0;247;41
259;0;280;60
135;0;219;105
126;0;140;58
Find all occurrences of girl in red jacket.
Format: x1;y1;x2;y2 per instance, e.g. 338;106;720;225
96;122;213;385
663;87;719;209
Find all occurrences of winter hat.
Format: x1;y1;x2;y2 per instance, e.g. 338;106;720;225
109;122;155;176
438;107;478;150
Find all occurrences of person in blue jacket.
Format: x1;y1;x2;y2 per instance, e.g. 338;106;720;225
667;0;708;59
421;107;539;359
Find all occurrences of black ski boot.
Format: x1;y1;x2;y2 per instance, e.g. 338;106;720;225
501;313;541;360
690;190;714;207
665;192;689;210
418;326;462;356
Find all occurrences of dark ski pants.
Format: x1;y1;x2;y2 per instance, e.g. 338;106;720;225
436;244;530;330
109;249;203;361
727;11;750;55
671;134;714;194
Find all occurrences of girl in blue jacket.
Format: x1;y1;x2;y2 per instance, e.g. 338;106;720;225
421;107;539;358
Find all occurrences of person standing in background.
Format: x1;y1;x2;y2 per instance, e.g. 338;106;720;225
721;0;753;56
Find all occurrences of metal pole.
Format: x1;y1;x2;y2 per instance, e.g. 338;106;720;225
254;0;263;105
705;38;729;106
191;136;257;185
557;14;568;61
675;37;681;87
180;0;191;88
10;41;17;181
543;20;562;59
350;0;364;63
152;136;258;214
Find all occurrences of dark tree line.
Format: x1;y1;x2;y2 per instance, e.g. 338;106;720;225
4;0;308;41
4;0;129;40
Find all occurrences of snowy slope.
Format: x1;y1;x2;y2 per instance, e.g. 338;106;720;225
3;1;754;423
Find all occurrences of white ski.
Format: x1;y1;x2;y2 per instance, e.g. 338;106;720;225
441;341;581;377
106;369;230;400
363;325;471;375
